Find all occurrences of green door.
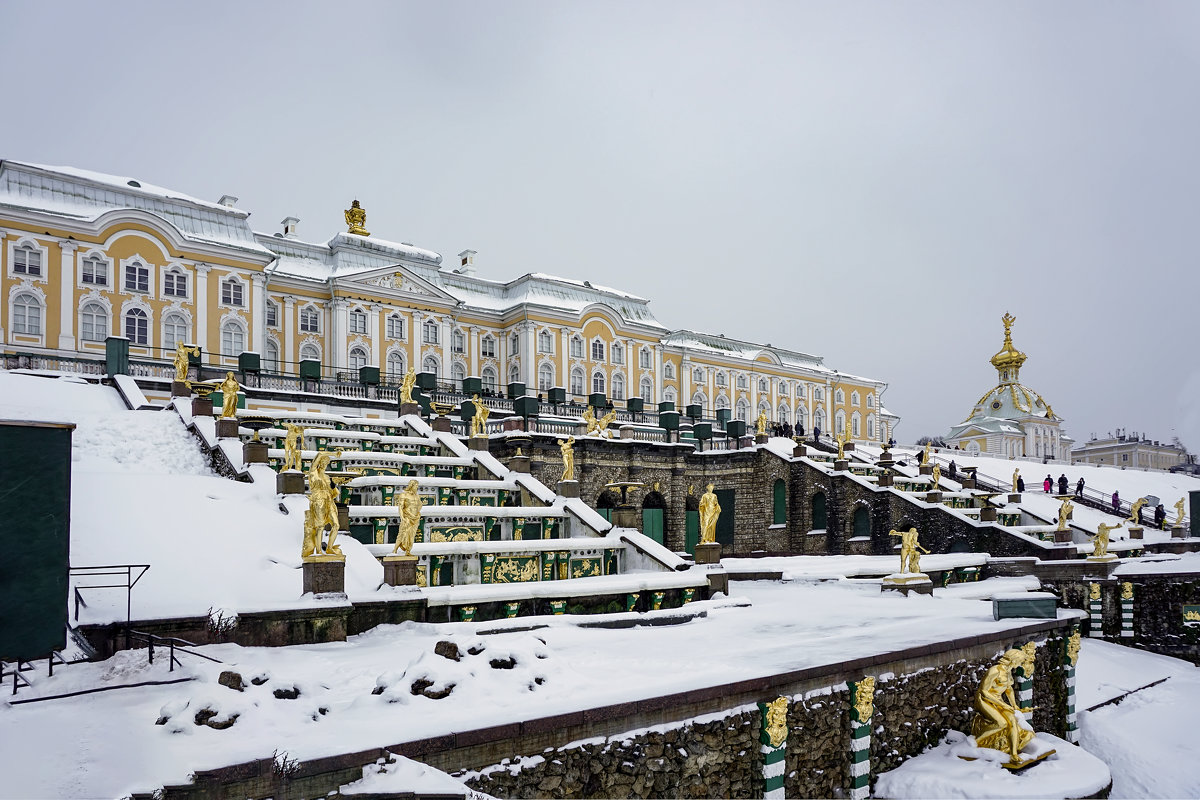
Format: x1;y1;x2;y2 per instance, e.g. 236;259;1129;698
597;508;612;523
642;508;664;545
812;492;827;530
685;510;699;554
715;489;736;548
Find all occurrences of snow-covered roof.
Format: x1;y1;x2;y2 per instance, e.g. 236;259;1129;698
437;270;665;328
662;330;829;372
0;160;273;256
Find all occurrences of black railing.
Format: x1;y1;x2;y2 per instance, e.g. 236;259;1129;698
128;631;221;672
70;564;150;648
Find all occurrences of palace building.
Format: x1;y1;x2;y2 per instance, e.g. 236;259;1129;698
0;159;897;440
946;313;1072;461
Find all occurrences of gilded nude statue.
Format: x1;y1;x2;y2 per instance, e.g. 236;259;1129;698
558;436;576;483
699;484;721;544
888;527;929;574
469;394;489;437
172;342;199;384
283;423;305;471
391;479;422;557
970;649;1037;765
399;368;417;405
1091;521;1121;559
218;372;240;419
302;452;342;559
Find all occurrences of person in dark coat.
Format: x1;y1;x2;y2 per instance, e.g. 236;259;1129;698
1017;476;1025;492
813;425;821;441
1076;477;1085;498
1044;475;1053;493
948;460;958;481
1155;504;1167;529
1057;474;1068;495
796;423;805;438
1112;490;1120;513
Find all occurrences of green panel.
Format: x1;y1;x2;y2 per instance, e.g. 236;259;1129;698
773;479;786;525
0;423;72;661
715;489;736;547
641;508;664;544
493;555;540;583
427;525;484;543
597;508;612;523
571;556;603;579
853;507;870;538
812;492;827;530
685;510;699;555
348;523;374;545
104;336;129;377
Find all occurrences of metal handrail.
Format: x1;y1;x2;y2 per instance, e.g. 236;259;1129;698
69;564;150;648
128;630;221;672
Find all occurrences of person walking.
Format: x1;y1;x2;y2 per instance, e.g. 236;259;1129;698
948;460;958;481
1075;477;1085;498
1017;476;1025;492
1155;503;1167;530
1044;475;1053;493
1112;490;1120;514
1057;474;1069;495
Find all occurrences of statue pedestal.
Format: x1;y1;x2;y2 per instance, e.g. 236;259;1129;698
1053;529;1074;544
243;441;268;464
877;471;893;487
171;380;191;398
926;491;944;504
557;480;580;498
431;417;452;433
468;435;490;451
382;555;418;586
755;433;769;445
881;573;933;595
612;506;639;529
979;506;997;522
843;442;855;452
1008;493;1021;503
919;464;933;476
302;556;345;596
694;542;722;565
834;459;849;471
793;442;808;458
337;503;350;534
1087;554;1119;564
1128;526;1144;540
960;477;976;490
191;397;213;417
1172;525;1187;539
215;418;240;439
508;453;530;473
707;571;729;597
399;402;421;417
277;470;306;495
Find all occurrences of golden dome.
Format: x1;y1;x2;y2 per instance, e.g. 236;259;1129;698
989;312;1027;379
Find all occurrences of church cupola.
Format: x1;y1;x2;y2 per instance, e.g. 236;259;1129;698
989;312;1027;385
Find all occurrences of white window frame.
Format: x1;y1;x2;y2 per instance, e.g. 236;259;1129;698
386;350;406;379
452;329;465;353
300;342;321;363
570;367;585;396
835;388;845;404
664;362;675;379
162;265;189;300
451;361;466;386
300;305;320;333
422;319;439;345
590;338;605;362
79;301;109;343
569;335;583;358
851;391;861;407
611;342;623;365
481;335;496;358
125;306;150;345
663;387;676;403
12;291;44;336
640;377;653;402
122;257;152;295
611;372;625;400
386;313;405;340
482;366;499;392
10;241;46;278
219;275;246;308
79;251;111;288
348;308;367;335
639;348;651;369
265;299;279;329
348;345;368;371
264;338;280;373
716;372;727;388
538;362;554;391
162;311;190;352
537;330;552;353
220;319;246;357
422;354;440;375
591;370;606;395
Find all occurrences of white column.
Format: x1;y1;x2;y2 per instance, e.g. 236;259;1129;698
523;321;536;387
329;297;347;371
283;296;296;370
440;315;450;379
250;273;265;354
0;232;6;340
681;356;690;404
560;328;570;388
57;240;78;351
368;303;382;365
195;264;211;352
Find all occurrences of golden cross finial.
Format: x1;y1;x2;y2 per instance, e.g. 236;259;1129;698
1001;312;1016;341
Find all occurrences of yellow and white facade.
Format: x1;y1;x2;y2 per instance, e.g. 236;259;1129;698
0;160;897;441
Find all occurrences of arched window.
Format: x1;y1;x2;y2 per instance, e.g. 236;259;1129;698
640;377;653;402
736;398;749;421
852;413;861;437
591;371;606;395
264;339;280;373
508;364;520;384
452;362;466;386
866;393;875;409
387;351;405;378
481;335;496;358
853;506;870;539
570;367;585;396
482;366;498;392
300;343;320;363
164;267;188;298
612;373;625;400
570;335;583;358
811;492;827;530
797;406;808;431
611;342;623;365
387;314;405;339
814;408;826;432
13;293;42;335
773;479;786;525
220;319;245;356
423;355;440;376
422;320;439;345
125;307;148;345
715;394;729;410
220;277;244;307
13;244;43;276
81;254;108;286
349;346;368;371
664;362;675;379
300;307;320;333
692;391;708;408
591;339;605;361
777;404;789;424
663;387;676;403
538;330;552;353
867;415;875;439
538;363;553;391
851;391;861;407
80;302;108;342
164;312;189;351
693;367;704;383
639;348;651;369
835;388;845;404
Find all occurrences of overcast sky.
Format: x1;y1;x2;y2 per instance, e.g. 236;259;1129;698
4;1;1198;450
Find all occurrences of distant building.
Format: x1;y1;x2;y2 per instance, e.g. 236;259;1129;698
1072;431;1188;471
945;313;1073;461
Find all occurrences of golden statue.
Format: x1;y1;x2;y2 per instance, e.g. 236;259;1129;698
763;697;788;747
854;677;876;722
931;463;941;489
920;441;931;466
1055;498;1074;532
698;484;721;544
469;394;489;437
391;479;422;557
283;423;305;471
558;436;576;483
835;426;850;460
1121;582;1133;600
1012;468;1020;492
399;368;417;405
172;342;199;384
1091;521;1121;558
218;371;240;418
344;199;370;236
888;527;929;574
582;406;617;439
1127;497;1147;526
1020;642;1036;678
756;409;768;437
1175;496;1187;526
1089;582;1100;601
302;452;342;559
970;649;1037;765
1066;630;1081;667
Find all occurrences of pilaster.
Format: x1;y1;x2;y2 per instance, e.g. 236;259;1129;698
250;272;265;355
57;240;78;351
195;264;211;351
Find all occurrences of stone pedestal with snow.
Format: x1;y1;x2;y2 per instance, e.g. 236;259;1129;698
303;556;346;596
882;573;934;596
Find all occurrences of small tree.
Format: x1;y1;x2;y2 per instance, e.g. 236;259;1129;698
916;435;948;447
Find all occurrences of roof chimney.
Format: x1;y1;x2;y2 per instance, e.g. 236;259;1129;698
281;216;300;237
218;194;239;208
457;249;477;276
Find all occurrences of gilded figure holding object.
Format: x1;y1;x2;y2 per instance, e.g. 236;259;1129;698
558;437;576;483
888;527;929;574
699;484;721;544
756;410;768;437
971;649;1037;764
218;372;240;419
399;368;417;405
1056;498;1074;532
1091;522;1120;558
283;423;305;471
470;394;489;437
391;479;422;557
302;452;342;559
173;342;199;384
344;199;370;236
